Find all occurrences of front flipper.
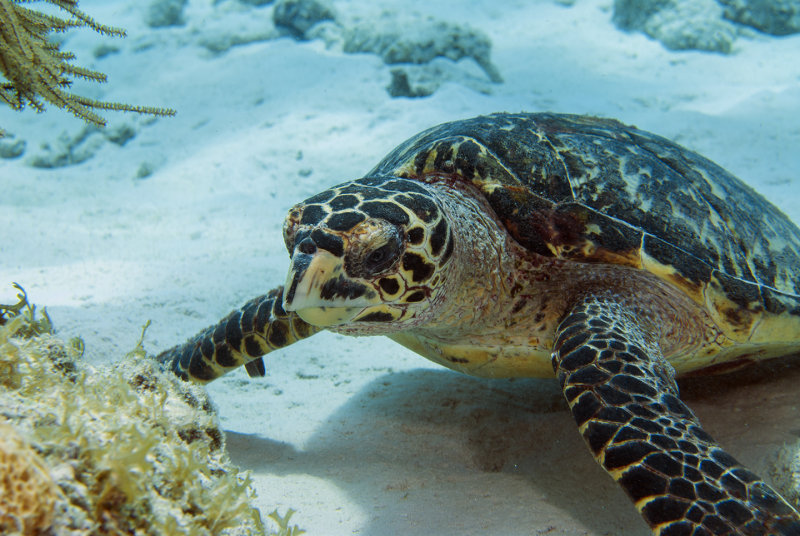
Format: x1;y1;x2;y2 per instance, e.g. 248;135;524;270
552;295;800;535
158;286;321;383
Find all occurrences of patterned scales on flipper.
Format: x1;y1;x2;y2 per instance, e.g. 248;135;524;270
159;287;320;382
553;296;800;535
373;113;800;351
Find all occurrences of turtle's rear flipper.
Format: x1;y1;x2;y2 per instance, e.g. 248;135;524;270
157;286;320;383
552;295;800;535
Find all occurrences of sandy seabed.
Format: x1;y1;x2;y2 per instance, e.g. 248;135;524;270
2;0;800;534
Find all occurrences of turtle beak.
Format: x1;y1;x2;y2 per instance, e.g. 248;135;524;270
282;249;374;327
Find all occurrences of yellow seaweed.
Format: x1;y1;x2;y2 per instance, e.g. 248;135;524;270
0;286;302;535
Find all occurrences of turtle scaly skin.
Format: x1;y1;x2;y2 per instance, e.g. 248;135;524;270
158;113;800;534
164;288;319;381
554;295;799;534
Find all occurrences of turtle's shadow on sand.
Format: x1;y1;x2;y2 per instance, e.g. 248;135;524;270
226;354;800;536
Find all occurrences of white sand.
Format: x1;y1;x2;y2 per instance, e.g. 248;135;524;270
2;0;800;534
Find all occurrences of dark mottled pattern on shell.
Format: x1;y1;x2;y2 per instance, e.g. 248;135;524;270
367;112;800;320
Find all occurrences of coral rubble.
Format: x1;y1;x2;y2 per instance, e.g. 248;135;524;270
267;0;502;93
612;0;738;53
720;0;800;35
145;0;189;28
613;0;800;53
273;0;335;40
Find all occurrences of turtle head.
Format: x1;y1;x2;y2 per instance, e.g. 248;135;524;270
280;177;455;333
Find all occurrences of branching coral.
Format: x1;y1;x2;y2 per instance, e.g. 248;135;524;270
0;0;175;134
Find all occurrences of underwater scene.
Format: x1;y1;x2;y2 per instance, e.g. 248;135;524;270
2;0;800;534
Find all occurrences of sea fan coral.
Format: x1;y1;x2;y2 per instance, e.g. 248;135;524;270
0;0;175;134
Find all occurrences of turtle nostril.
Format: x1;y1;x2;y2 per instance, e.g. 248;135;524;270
297;238;317;255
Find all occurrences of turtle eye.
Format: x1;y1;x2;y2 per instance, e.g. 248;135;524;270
366;247;388;266
364;242;400;275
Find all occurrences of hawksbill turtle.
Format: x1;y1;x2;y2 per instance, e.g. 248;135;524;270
159;112;800;535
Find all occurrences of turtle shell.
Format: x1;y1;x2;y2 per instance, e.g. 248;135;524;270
369;112;800;346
